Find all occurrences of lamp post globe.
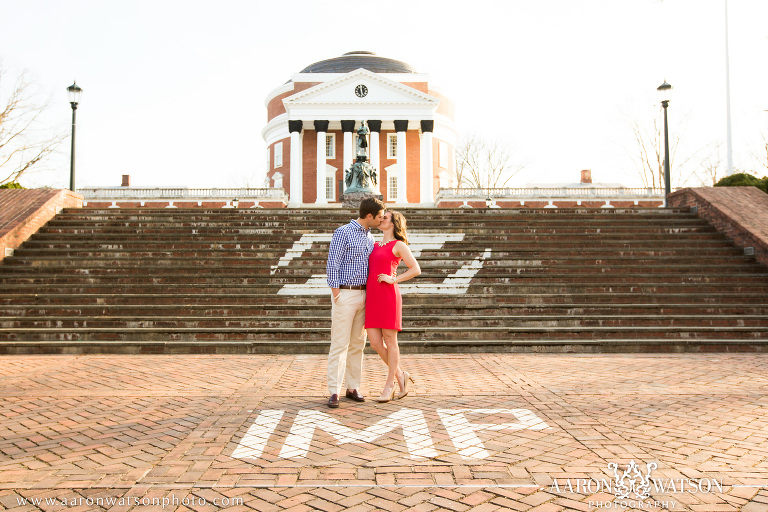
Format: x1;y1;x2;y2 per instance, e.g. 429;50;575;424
66;81;82;192
657;81;672;206
657;81;672;104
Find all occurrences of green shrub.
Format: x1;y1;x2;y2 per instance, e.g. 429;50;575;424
714;173;768;193
0;182;25;189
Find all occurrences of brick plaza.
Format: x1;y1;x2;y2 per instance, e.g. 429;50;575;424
0;353;767;511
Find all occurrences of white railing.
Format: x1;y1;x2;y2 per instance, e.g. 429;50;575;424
436;187;668;200
78;187;288;201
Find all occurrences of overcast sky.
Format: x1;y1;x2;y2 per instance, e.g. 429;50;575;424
2;0;767;191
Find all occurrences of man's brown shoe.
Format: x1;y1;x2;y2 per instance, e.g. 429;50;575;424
345;389;365;402
327;394;340;408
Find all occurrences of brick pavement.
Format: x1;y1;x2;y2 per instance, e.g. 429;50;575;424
0;353;767;511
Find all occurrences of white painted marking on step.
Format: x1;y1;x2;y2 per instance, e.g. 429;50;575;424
277;274;335;295
272;232;462;275
406;233;466;257
276;233;486;295
405;249;492;295
270;234;333;274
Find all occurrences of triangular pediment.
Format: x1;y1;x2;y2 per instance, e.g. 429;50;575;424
284;69;438;111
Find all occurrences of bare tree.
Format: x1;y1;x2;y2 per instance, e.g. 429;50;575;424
0;68;66;186
455;134;523;189
630;106;701;190
228;170;269;189
695;143;723;186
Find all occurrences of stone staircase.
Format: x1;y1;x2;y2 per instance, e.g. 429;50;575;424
1;207;767;353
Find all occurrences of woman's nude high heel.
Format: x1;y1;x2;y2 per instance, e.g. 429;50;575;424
375;384;396;403
396;370;414;399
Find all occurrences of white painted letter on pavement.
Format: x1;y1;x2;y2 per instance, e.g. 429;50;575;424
233;408;550;461
437;409;549;459
231;410;284;459
279;408;437;459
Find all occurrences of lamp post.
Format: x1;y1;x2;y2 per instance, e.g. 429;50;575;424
67;81;83;192
657;81;672;207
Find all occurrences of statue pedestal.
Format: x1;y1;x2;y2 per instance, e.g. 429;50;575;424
342;191;384;209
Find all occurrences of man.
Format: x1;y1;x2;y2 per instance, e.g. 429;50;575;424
325;197;386;408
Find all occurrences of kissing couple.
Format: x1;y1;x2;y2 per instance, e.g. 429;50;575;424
325;197;421;408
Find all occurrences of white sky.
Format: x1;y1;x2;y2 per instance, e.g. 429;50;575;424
2;0;767;190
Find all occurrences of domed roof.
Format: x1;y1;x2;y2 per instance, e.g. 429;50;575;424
299;51;417;74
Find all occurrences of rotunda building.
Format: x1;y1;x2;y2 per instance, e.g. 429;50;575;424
262;51;457;205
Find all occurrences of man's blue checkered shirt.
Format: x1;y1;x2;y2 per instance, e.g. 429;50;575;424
326;220;374;288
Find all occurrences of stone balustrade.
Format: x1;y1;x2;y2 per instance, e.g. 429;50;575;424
76;186;668;209
435;187;668;208
78;187;288;208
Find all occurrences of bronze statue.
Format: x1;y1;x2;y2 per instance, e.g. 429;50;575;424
356;122;369;160
343;121;381;200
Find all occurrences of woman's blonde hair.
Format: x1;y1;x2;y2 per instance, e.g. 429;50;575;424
390;211;409;245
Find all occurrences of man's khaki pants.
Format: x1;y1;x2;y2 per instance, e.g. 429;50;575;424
328;289;366;396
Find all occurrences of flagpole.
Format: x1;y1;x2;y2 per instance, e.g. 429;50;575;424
725;0;734;175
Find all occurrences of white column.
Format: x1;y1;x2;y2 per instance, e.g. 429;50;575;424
343;131;353;193
316;130;327;204
289;130;303;206
420;131;434;205
370;130;381;195
396;130;408;204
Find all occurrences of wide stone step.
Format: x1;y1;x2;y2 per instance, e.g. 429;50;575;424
39;220;714;230
35;226;719;238
10;246;742;262
21;216;726;227
1;325;766;343
36;225;714;236
6;247;752;262
23;234;731;246
2;261;762;275
14;242;743;257
4;314;767;329
2;267;765;280
2;292;766;308
33;214;712;226
3;338;766;355
5;255;760;272
54;207;697;220
3;303;768;317
2;274;765;290
3;281;767;296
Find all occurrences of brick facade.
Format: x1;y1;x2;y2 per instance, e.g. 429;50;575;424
267;138;291;195
669;187;768;267
266;82;321;120
0;189;83;261
302;131;318;204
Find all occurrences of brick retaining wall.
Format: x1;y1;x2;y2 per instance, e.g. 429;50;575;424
669;187;768;267
0;189;83;261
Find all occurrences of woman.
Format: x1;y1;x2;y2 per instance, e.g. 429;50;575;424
365;211;421;402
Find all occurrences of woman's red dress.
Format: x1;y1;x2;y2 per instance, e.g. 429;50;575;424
365;240;403;331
